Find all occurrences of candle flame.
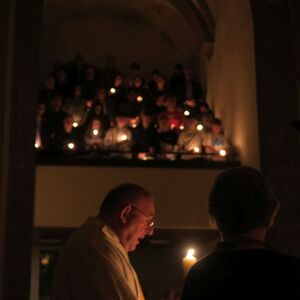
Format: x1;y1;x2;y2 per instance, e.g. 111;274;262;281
68;143;75;150
180;125;184;130
120;135;127;141
137;96;143;102
219;149;227;157
93;129;99;136
110;88;116;94
73;122;79;128
35;143;40;149
186;248;196;258
184;110;190;116
193;147;200;153
197;124;203;131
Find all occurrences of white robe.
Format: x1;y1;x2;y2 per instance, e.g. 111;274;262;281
51;217;145;300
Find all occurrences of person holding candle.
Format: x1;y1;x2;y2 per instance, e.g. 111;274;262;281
84;118;106;151
177;115;203;159
203;118;229;159
104;115;132;153
181;167;300;299
52;183;155;300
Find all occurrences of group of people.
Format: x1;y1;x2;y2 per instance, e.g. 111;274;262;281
51;167;300;300
36;55;230;160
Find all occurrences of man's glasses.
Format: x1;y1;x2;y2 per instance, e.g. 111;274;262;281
131;205;155;229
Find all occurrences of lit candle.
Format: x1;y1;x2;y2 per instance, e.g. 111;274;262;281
137;95;143;102
93;129;99;136
183;249;197;276
73;122;79;128
180;125;184;130
34;142;40;149
132;123;137;128
110;88;116;94
219;149;227;157
193;147;200;153
170;124;175;129
68;142;75;150
197;124;203;131
184;110;190;116
120;134;127;142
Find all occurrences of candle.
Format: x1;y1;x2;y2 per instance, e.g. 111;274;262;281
180;125;184;130
110;88;116;94
73;122;79;128
183;249;197;276
219;149;227;157
197;124;203;131
120;134;127;142
68;142;75;150
34;142;40;149
137;96;143;102
93;129;99;136
184;110;190;116
193;147;200;153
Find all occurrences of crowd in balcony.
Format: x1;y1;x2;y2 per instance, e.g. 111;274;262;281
36;55;230;161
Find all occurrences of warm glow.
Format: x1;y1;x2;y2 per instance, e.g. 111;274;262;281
197;124;204;131
93;129;99;136
193;147;200;153
68;143;75;150
132;123;137;128
35;143;40;149
137;96;143;102
184;110;190;116
180;125;184;130
219;149;227;157
186;249;195;259
120;134;127;142
73;122;79;128
110;88;116;94
183;248;197;276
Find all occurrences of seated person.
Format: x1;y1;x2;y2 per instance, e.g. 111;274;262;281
86;102;110;131
132;111;157;157
156;115;178;154
177;116;203;154
203;118;229;155
109;73;127;111
159;94;184;130
149;74;169;100
84;118;105;151
63;85;87;127
132;75;148;101
104;115;132;152
118;88;144;118
55;68;72;99
51;115;82;152
81;65;98;100
201;110;214;134
45;93;68;138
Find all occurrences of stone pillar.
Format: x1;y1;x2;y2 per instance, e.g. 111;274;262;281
0;0;42;299
250;0;300;256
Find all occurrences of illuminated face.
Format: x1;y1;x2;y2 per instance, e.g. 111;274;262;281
97;89;106;101
114;75;123;87
116;116;128;128
44;77;55;90
142;115;152;128
185;118;197;131
134;77;143;88
74;85;82;98
91;119;101;130
124;197;155;252
211;124;222;134
64;117;74;132
158;118;170;131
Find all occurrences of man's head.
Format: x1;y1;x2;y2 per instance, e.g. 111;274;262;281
211;118;223;134
209;167;279;238
99;183;155;252
116;115;128;128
